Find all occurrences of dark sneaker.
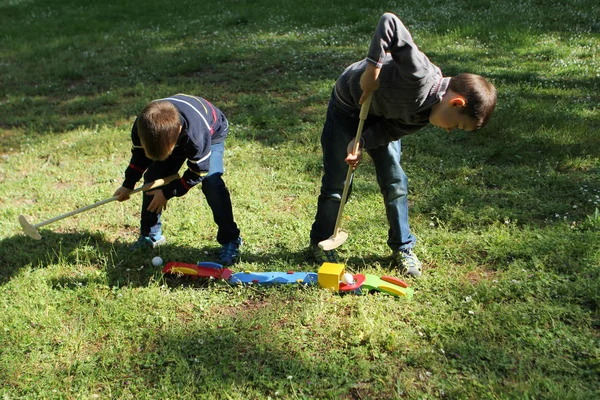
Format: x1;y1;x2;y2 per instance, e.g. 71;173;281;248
129;235;166;252
309;243;338;265
393;249;422;277
219;237;243;265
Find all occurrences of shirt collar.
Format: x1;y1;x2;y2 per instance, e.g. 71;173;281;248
436;77;451;101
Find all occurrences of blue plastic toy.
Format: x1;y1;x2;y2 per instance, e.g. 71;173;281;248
229;271;318;285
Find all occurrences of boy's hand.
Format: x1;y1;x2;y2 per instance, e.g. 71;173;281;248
147;189;168;213
359;63;381;104
345;139;363;170
114;186;133;202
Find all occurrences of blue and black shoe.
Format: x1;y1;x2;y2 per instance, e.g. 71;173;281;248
219;237;243;265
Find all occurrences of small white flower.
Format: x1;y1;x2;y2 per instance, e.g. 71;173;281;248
468;310;475;315
287;375;293;380
465;296;472;302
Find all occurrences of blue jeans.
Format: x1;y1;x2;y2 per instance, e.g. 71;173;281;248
310;92;416;252
140;140;240;245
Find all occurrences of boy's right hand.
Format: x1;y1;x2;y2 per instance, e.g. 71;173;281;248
359;63;381;104
114;186;133;202
345;139;363;170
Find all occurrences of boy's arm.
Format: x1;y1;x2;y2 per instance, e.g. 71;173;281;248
366;12;417;68
122;121;152;189
360;63;381;104
161;130;212;200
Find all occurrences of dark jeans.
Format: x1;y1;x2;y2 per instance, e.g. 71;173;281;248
140;140;240;245
310;92;416;252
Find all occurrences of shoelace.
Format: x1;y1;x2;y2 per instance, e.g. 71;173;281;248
401;252;420;271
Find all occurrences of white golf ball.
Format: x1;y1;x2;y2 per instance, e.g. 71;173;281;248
341;272;355;285
151;256;163;267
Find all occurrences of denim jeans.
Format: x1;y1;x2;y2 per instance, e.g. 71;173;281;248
310;92;416;252
140;140;240;245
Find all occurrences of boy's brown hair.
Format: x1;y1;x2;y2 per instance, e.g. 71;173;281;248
449;73;497;129
136;101;181;161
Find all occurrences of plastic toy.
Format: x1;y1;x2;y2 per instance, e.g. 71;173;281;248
229;271;318;285
361;274;413;299
162;261;233;280
317;262;345;291
160;260;412;299
338;274;366;295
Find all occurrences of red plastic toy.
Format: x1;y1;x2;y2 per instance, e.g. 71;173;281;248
162;261;232;280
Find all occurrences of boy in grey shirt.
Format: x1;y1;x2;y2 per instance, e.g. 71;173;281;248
310;12;497;276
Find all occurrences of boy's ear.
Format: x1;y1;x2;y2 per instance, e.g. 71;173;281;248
449;96;466;107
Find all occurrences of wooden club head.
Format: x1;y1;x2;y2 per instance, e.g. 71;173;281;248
19;215;42;240
318;230;348;251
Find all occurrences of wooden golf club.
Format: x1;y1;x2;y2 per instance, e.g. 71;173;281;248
19;174;180;240
319;94;372;251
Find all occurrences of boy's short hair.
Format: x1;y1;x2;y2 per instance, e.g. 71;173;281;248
136;101;181;161
449;73;497;129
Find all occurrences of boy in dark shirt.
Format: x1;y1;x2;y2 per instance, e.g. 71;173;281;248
114;94;242;265
309;13;497;276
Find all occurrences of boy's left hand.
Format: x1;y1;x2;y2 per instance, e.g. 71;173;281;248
147;189;168;213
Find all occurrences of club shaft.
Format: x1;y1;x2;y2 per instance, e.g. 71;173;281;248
331;96;371;236
33;174;179;229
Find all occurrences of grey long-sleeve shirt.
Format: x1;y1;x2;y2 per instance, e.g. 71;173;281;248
334;12;449;149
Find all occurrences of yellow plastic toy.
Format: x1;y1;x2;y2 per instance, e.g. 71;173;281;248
318;262;345;291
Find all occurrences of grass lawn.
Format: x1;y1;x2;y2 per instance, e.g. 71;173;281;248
1;0;599;398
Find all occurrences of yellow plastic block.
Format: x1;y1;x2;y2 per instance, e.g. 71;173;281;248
318;262;345;292
378;282;413;299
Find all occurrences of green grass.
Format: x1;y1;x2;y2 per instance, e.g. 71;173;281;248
1;0;599;398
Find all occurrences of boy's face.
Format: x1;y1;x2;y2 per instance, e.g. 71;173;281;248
429;91;478;132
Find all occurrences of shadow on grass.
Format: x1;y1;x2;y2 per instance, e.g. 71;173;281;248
0;230;318;288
